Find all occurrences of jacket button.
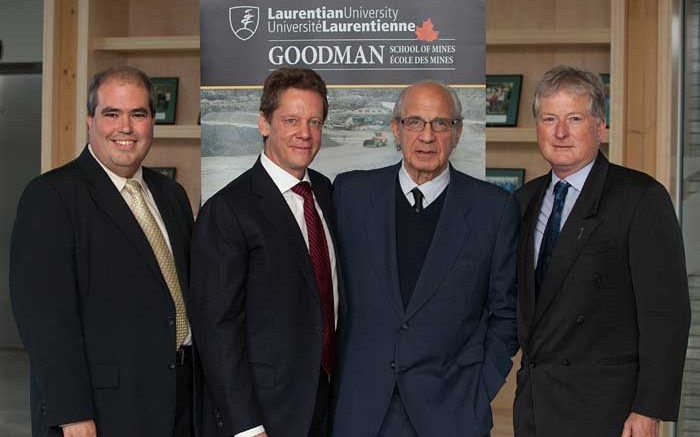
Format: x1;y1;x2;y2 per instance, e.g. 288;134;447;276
400;323;409;331
530;361;536;369
593;274;602;286
562;359;570;366
168;317;175;326
168;362;176;370
575;315;585;324
217;420;223;429
390;360;397;370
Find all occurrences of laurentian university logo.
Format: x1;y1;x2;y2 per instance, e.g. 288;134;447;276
229;6;260;41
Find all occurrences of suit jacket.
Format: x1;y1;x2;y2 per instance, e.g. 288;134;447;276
10;147;194;437
189;159;342;437
331;163;519;437
513;152;690;436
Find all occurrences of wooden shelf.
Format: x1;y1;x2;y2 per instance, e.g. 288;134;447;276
154;125;201;139
487;29;610;45
92;36;200;52
486;127;609;143
487;128;536;142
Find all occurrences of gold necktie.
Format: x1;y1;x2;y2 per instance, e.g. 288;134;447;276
123;179;188;349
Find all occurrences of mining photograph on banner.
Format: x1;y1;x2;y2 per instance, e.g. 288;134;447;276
200;0;485;202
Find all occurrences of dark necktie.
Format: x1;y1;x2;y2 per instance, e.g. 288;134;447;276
535;181;570;295
291;181;335;374
411;187;424;213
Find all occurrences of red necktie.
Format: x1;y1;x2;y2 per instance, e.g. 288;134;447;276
292;181;335;374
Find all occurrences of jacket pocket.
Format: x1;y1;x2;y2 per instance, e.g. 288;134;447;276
598;355;638;366
91;362;120;389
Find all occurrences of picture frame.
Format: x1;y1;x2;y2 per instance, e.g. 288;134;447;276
150;166;177;180
600;73;610;128
485;168;525;192
485;74;523;127
151;77;179;124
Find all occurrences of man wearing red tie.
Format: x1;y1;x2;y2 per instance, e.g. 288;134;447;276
190;68;340;437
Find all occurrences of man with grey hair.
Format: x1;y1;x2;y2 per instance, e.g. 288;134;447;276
513;65;690;437
331;80;519;437
11;65;195;437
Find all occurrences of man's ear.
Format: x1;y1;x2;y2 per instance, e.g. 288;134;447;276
390;118;401;148
258;112;271;137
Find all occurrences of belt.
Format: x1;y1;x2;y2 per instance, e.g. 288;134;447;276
175;345;192;366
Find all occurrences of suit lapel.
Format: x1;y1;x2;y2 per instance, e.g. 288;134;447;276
518;178;548;344
145;171;189;297
532;153;609;327
77;148;167;290
405;167;473;320
365;164;404;318
250;160;320;303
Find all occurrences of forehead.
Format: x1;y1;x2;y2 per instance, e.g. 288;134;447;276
95;79;150;108
539;89;591;114
274;88;324;114
400;84;454;116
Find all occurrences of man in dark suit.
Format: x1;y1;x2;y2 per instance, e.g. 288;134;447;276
10;66;195;437
190;68;339;437
513;65;691;437
331;81;519;437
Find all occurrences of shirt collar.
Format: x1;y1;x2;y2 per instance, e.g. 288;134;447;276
398;161;450;205
88;143;145;192
549;157;596;194
260;151;310;194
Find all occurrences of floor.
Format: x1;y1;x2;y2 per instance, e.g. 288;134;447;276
0;349;30;437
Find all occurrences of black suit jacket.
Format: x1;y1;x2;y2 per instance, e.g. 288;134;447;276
10;147;194;437
190;159;341;437
513;152;690;436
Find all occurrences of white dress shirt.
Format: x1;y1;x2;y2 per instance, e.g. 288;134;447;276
88;144;192;346
397;161;450;208
238;153;340;437
533;158;596;265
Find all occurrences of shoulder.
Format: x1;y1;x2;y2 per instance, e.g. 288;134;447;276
605;162;660;190
199;167;256;217
449;168;512;208
20;158;85;202
603;163;672;208
144;167;187;196
334;164;399;191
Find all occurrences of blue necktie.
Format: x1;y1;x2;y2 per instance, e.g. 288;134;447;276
535;181;570;295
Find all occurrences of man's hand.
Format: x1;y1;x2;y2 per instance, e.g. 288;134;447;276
62;420;97;437
621;412;659;437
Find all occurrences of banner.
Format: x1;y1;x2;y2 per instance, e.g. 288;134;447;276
201;0;485;201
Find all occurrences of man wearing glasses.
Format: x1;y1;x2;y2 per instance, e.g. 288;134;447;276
331;80;519;437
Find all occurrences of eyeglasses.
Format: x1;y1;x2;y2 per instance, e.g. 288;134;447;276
399;117;462;132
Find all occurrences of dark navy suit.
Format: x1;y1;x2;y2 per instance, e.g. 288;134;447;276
331;163;519;437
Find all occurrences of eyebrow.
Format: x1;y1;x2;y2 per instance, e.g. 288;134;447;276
100;106;149;115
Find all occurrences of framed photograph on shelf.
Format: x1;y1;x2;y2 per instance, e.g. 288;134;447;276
485;168;525;193
152;77;179;124
150;166;177;180
486;75;523;127
600;73;610;128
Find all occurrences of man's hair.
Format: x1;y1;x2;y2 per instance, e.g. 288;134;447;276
259;68;328;121
532;65;607;120
391;80;463;120
87;66;155;117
